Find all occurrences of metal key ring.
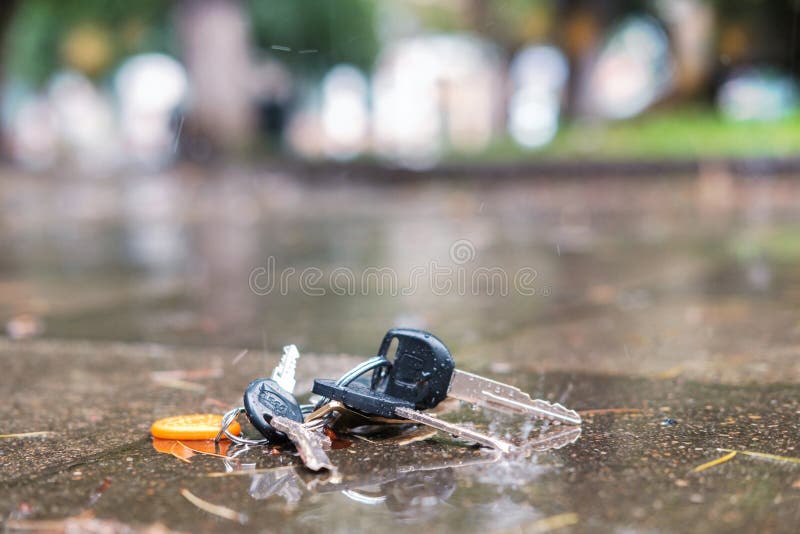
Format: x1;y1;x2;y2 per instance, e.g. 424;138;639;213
313;355;391;410
337;355;391;387
216;407;270;446
222;356;393;443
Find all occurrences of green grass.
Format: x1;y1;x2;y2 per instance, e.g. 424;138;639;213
452;108;800;162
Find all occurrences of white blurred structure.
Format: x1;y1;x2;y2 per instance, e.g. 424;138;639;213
10;71;122;172
7;59;187;171
115;53;188;165
717;69;799;122
508;45;569;148
583;16;673;120
372;34;504;167
320;65;370;160
8;95;58;170
49;72;120;169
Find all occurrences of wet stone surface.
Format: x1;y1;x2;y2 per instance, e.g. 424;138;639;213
2;339;799;533
2;171;800;532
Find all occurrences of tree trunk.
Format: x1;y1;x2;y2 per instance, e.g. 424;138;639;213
175;0;255;156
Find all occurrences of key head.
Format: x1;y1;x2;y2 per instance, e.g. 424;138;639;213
244;378;305;442
312;378;415;418
377;328;455;410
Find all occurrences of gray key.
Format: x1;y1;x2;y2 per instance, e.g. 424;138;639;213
270;416;335;472
448;370;582;425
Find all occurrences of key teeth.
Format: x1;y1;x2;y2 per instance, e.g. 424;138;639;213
272;344;300;393
535;401;581;425
551;402;581;418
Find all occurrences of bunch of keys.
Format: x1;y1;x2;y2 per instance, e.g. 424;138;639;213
217;328;582;472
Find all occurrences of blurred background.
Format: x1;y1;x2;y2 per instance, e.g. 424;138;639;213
1;0;799;169
2;0;800;361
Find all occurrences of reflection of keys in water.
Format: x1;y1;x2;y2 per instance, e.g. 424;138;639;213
249;466;303;504
270;416;335;472
525;425;581;452
228;426;577;509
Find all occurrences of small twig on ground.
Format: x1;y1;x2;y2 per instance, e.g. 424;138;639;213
578;408;642;416
180;488;248;523
231;349;249;365
717;448;800;465
0;431;54;439
691;451;737;473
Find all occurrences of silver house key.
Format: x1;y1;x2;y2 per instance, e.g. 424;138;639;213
374;328;582;425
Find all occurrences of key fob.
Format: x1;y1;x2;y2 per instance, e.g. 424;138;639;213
312;378;415;418
377;328;455;410
243;379;305;442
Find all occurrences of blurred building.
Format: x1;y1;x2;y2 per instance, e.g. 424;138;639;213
1;0;799;169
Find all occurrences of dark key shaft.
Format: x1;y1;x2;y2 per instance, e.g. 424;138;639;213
312;379;414;418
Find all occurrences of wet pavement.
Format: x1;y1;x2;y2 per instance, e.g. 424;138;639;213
2;166;800;532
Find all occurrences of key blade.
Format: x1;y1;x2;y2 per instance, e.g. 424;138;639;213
394;406;514;454
270;416;335;472
271;344;300;393
448;370;582;425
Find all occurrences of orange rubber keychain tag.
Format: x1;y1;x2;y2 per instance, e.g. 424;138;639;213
151;414;240;440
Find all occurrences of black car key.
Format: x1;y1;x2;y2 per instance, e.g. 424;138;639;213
312;378;513;452
373;328;455;409
243;378;305;442
375;328;581;425
242;344;304;442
